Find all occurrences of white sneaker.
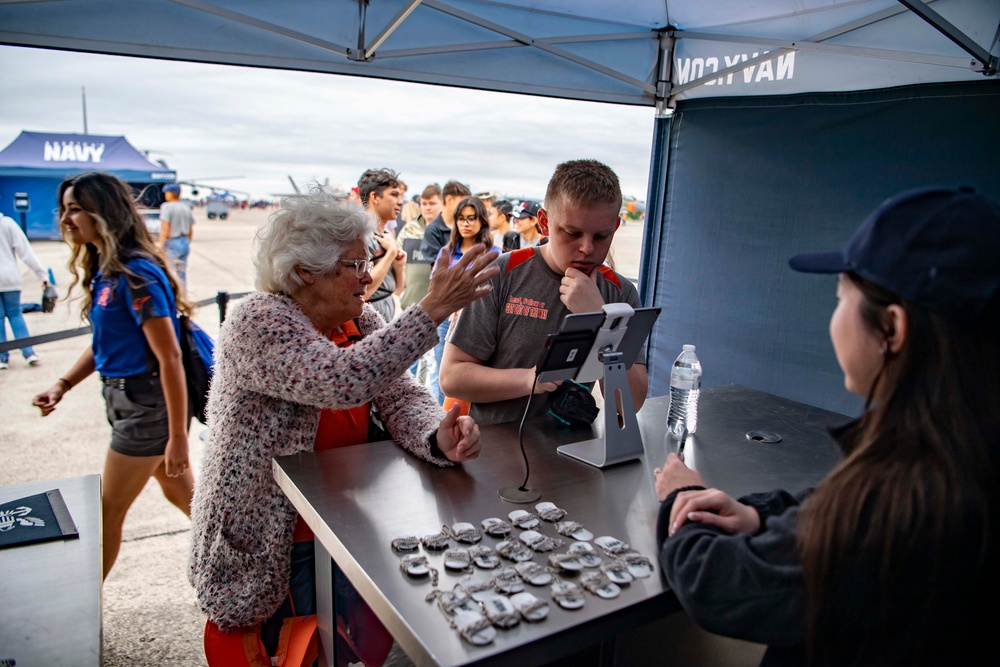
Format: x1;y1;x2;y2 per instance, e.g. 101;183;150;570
0;361;8;370
26;354;40;366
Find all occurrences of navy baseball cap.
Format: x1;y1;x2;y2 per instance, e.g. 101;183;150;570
162;184;181;194
513;201;541;219
789;186;1000;321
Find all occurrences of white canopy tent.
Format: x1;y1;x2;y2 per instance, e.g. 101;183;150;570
3;0;997;410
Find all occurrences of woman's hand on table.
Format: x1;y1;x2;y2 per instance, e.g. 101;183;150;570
420;244;499;325
436;403;482;463
654;453;705;500
655;454;761;536
667;488;761;537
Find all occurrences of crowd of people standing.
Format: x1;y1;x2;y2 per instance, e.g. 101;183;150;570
346;169;552;405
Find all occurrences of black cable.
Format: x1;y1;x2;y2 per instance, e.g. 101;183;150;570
517;375;539;491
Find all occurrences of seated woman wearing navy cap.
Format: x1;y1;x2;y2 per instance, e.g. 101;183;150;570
654;187;1000;666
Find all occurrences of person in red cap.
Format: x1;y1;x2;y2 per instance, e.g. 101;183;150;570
504;200;544;251
654;187;1000;666
346;186;361;207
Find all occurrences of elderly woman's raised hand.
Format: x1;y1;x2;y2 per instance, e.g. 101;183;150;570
420;244;499;324
436;403;482;462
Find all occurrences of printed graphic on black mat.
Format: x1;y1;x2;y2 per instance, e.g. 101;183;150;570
0;489;79;549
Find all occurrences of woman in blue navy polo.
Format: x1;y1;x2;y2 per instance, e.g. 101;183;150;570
32;171;194;579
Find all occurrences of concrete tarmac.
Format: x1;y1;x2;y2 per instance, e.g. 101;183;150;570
0;207;654;666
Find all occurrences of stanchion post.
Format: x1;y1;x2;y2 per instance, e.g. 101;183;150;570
216;291;230;324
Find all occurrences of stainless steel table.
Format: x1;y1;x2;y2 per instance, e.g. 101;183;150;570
0;474;102;666
273;385;845;667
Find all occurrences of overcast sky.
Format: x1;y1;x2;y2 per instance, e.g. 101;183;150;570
0;46;656;201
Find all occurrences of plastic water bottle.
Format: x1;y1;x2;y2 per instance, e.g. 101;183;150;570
667;345;702;438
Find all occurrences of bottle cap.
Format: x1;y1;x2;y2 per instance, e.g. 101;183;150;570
682;344;695;352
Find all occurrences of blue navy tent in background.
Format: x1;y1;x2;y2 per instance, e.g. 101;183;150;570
2;0;996;413
0;131;176;239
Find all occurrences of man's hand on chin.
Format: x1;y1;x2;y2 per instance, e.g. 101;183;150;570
560;267;605;313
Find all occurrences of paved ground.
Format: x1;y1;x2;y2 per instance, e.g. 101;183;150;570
1;208;715;666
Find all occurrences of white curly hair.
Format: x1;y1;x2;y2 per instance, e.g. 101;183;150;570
254;189;375;294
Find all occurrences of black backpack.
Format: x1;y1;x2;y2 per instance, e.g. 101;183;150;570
178;315;215;424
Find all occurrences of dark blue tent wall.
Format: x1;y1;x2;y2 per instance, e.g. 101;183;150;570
639;80;1000;415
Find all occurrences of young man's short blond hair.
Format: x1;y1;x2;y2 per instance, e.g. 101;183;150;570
544;159;622;212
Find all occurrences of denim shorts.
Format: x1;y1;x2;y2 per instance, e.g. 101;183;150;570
102;376;170;456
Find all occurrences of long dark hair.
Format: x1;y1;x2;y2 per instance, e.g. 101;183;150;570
797;272;1000;662
447;196;492;256
58;172;192;322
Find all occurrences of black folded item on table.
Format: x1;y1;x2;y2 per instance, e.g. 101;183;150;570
0;489;79;550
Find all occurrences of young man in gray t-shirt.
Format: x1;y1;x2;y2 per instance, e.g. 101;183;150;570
442;159;648;426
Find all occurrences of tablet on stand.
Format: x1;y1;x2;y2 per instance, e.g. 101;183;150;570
536;304;660;469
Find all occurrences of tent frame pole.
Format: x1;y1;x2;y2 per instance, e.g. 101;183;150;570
655;30;674;117
377;32;653;60
363;0;423;59
422;0;656;95
896;0;998;74
677;30;974;69
164;0;350;56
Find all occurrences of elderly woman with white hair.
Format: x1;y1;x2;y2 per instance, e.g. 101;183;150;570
189;190;498;666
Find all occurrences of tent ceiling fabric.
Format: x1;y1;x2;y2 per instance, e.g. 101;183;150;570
0;1;996;106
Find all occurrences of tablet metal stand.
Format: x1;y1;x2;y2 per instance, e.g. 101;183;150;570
557;350;644;468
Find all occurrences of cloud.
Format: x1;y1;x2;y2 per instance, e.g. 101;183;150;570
0;46;654;200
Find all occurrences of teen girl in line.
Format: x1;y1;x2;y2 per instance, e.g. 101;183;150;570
442;196;502;267
437;196;502;413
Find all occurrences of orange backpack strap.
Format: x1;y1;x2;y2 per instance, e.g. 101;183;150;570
597;265;622;289
275;615;318;667
506;247;535;273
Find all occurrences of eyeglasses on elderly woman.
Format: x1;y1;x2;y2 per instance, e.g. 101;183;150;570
337;258;375;278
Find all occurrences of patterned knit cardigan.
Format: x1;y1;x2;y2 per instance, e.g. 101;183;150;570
188;291;451;629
